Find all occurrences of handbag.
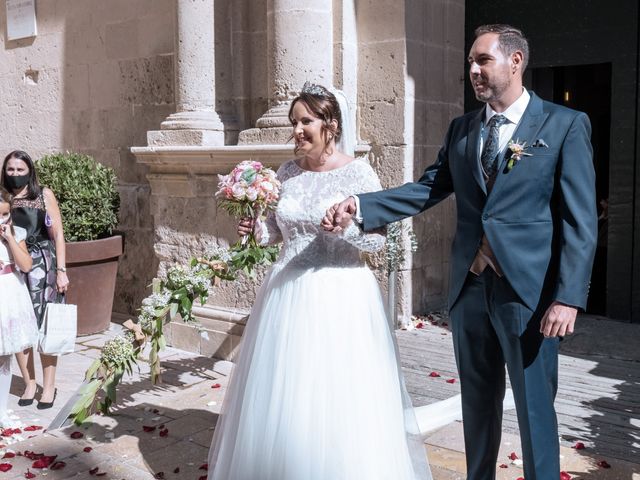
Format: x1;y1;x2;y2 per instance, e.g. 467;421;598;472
38;295;77;355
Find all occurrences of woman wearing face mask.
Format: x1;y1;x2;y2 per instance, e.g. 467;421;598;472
1;150;69;410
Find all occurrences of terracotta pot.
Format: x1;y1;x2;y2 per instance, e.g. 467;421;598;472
65;235;124;336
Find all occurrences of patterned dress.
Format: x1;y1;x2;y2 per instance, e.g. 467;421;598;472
11;194;58;327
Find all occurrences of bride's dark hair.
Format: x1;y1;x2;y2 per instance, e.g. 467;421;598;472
288;83;342;155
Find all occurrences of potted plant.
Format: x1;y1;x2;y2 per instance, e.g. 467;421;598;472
36;152;122;335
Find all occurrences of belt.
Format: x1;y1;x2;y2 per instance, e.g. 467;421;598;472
0;264;14;275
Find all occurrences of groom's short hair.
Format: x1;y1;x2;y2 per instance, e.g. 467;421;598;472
475;24;529;73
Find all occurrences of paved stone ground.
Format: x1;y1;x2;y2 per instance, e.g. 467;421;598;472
0;317;637;479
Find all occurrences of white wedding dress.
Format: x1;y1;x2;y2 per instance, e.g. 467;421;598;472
208;159;432;480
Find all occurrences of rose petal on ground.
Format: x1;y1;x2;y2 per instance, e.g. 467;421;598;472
508;452;519;460
597;460;611;468
159;428;169;437
199;463;209;470
3;452;16;459
498;464;508;468
83;447;93;453
560;471;572;480
211;383;221;389
199;476;207;480
24;470;36;479
154;472;165;479
23;426;43;432
70;431;84;439
173;467;180;474
142;426;156;433
429;372;441;378
572;441;585;450
446;378;456;384
89;466;99;475
0;463;13;472
415;322;424;329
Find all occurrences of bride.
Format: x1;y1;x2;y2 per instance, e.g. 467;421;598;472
208;83;432;480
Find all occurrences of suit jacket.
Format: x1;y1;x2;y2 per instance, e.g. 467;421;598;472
359;91;598;311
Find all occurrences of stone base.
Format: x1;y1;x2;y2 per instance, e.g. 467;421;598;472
238;126;294;145
147;128;225;146
164;305;249;360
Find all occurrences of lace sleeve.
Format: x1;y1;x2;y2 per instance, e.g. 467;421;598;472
340;162;386;252
257;210;282;246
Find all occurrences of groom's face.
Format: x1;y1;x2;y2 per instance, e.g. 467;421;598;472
468;33;514;105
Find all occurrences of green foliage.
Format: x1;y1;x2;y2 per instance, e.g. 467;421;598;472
36;152;120;242
69;241;280;424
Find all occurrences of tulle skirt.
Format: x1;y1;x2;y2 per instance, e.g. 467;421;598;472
0;270;39;356
208;265;432;480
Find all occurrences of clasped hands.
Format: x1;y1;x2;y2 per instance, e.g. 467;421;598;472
321;197;356;233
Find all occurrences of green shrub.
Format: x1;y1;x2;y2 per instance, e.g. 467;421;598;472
36;152;120;242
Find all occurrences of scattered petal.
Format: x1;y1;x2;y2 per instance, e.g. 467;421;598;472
0;463;13;472
199;463;209;470
572;441;585;450
23;426;43;432
508;452;519;461
50;461;66;470
429;372;441;378
142;426;156;433
154;472;165;479
173;467;180;474
89;467;99;475
211;383;221;389
560;471;572;480
446;378;456;384
415;322;424;329
498;464;508;468
3;452;16;459
597;460;611;469
24;470;36;479
152;409;160;414
83;447;93;453
159;428;169;437
70;431;84;439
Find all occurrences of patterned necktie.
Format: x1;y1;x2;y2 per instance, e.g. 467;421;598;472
480;114;507;178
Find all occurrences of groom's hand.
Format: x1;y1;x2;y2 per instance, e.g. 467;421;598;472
540;301;577;337
321;197;357;232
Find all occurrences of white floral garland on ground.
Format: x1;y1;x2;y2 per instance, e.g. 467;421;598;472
69;244;277;424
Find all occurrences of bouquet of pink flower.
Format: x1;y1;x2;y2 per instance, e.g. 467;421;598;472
217;160;280;219
216;161;281;275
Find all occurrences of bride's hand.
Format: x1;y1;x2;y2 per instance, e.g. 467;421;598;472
238;217;255;237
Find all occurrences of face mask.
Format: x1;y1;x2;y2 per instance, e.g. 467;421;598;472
4;174;29;190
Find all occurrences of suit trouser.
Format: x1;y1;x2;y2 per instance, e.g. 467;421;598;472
449;270;560;480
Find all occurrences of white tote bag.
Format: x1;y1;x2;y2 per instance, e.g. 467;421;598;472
38;300;77;355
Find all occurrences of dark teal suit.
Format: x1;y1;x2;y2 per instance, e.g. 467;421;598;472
359;92;597;479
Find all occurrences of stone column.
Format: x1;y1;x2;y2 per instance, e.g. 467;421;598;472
240;0;333;144
148;0;225;146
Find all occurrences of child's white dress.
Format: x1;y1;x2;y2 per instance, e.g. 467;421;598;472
0;226;39;355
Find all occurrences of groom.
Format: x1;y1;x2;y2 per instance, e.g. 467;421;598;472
324;24;597;480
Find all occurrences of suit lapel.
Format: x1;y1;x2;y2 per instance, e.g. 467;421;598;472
490;92;549;198
465;109;486;195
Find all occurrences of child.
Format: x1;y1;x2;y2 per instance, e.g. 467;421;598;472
0;187;38;426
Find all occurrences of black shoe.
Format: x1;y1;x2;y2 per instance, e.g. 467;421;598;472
18;386;38;406
37;389;57;410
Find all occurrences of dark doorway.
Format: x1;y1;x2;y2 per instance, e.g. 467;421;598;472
525;63;612;315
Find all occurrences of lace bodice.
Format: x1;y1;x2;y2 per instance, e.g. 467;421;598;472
259;159;385;271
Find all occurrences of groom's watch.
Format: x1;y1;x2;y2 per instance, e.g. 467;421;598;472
56;266;67;272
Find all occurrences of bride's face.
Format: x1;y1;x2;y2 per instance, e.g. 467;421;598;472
291;101;326;159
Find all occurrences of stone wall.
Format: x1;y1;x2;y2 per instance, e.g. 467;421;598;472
0;0;175;315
